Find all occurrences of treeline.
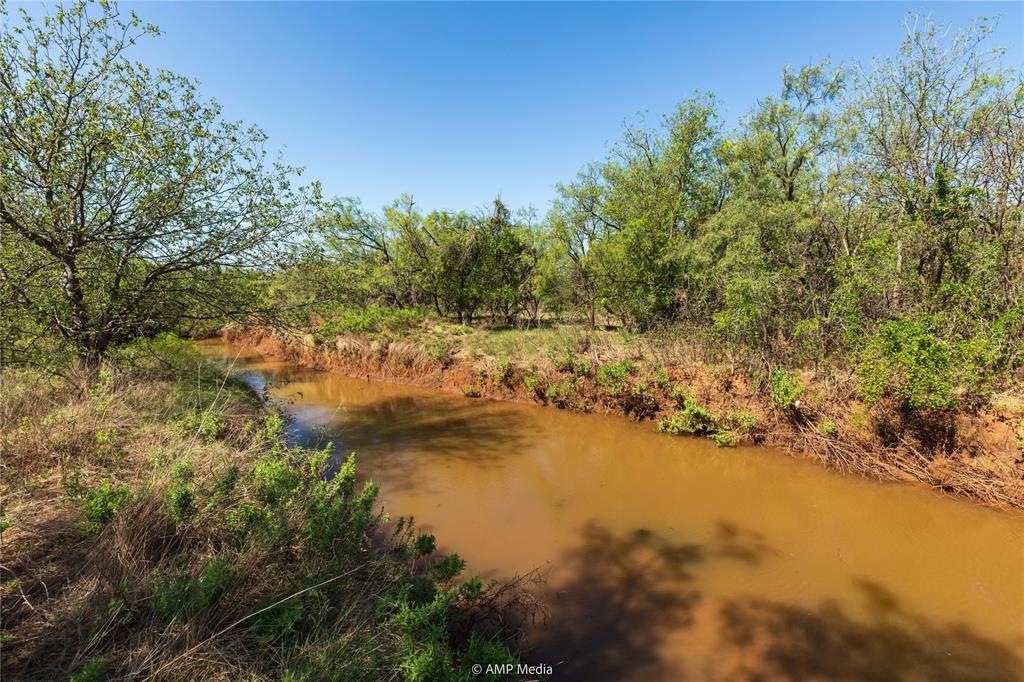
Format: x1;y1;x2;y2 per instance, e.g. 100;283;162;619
277;18;1023;410
1;4;1021;413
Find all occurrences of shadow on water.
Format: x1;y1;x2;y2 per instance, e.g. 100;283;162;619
528;520;777;680
529;522;1022;682
283;392;538;494
714;579;1024;682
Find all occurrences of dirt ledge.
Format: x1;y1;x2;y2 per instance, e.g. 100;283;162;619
221;325;1024;510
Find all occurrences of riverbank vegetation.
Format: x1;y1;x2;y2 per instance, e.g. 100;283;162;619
0;336;525;680
230;15;1024;507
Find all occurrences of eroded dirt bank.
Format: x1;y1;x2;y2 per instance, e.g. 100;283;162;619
221;325;1024;509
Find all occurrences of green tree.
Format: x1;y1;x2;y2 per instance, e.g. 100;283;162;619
0;1;301;361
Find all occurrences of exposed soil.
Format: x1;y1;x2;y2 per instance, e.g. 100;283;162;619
221;326;1024;510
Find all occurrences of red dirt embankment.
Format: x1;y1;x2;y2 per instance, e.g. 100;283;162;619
222;325;1024;510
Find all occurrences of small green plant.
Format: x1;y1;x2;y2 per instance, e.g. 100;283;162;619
151;558;233;623
262;412;285;443
148;447;172;469
178;412;225;441
430;554;466;583
461;386;481;398
69;658;107;682
94;429;121;458
209;465;240;506
545;378;578;408
252;453;302;505
251;595;310;644
657;394;718;436
80;479;131;534
769;369;805;410
549;343;593;377
522;372;544;400
822;419;839;436
726;409;758;434
0;505;13;533
167;486;196;524
597;360;636;396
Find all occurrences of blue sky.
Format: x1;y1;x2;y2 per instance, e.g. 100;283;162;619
18;2;1024;212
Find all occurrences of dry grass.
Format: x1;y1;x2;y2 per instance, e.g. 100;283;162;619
1;347;528;681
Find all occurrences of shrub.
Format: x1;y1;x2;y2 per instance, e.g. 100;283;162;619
80;480;131;534
167;486;196;525
769;369;805;410
855;316;1001;411
301;453;380;554
657;394;718;436
430;554;466;583
726;409;758;434
596;360;636;396
151;558;233;623
549;343;592;377
545;378;579;408
619;381;659;420
252;454;302;505
522;372;544;400
177;412;225;441
250;594;313;644
314;306;424;342
710;430;740;447
166;458;197;524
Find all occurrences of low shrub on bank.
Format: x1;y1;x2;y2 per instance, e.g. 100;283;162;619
314;306;426;343
0;338;522;680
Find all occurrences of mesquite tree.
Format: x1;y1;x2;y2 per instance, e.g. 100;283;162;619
0;1;301;361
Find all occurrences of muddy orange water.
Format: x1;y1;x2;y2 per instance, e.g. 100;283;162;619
203;341;1024;681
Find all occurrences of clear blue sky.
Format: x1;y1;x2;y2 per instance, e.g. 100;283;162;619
20;2;1024;212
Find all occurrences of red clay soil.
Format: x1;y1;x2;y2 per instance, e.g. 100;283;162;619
221;326;1024;510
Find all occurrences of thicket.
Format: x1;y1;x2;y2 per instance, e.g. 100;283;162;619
0;337;524;680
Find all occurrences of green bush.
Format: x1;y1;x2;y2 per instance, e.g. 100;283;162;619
522;372;544;400
657;394;718;436
301;453;380;554
251;453;303;505
167;486;196;524
165;458;197;524
710;429;740;447
768;369;805;410
151;558;233;623
314;306;424;342
177;412;225;441
596;360;636;396
855;316;989;411
545;378;579;408
80;480;131;534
